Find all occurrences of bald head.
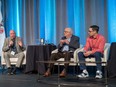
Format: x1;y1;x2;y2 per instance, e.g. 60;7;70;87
9;30;16;39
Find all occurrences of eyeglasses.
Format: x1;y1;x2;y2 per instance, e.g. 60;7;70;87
88;30;93;33
64;31;70;33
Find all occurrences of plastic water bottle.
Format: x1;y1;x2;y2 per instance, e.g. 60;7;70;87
40;38;44;45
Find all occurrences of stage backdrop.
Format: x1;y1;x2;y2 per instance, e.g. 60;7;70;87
1;0;116;46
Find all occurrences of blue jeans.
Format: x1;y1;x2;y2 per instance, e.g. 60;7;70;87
78;52;103;71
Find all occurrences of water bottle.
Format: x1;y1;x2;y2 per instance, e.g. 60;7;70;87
40;38;44;45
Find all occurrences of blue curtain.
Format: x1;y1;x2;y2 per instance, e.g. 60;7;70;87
2;0;116;45
3;0;22;36
107;0;116;43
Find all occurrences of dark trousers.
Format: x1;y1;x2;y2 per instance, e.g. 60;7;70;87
78;52;103;71
48;51;73;71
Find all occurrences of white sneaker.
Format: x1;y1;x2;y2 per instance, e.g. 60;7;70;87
77;70;89;78
95;70;102;79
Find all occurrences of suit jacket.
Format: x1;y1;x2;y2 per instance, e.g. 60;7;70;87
58;35;80;52
2;36;26;53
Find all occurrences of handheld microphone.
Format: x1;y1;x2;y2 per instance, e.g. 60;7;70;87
10;38;15;47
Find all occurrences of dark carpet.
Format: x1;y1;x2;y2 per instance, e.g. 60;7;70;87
0;73;116;87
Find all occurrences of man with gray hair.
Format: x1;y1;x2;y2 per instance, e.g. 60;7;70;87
44;28;80;77
2;30;26;75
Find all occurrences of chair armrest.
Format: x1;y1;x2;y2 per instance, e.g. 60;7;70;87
104;44;110;62
74;47;84;62
22;50;26;64
51;49;58;54
23;50;26;58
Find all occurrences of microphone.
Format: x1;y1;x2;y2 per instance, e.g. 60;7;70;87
11;38;15;42
10;38;15;47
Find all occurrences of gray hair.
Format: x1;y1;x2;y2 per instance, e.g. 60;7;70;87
65;28;73;34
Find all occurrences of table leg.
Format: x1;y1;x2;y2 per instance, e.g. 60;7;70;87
58;63;60;87
105;63;108;87
37;62;41;82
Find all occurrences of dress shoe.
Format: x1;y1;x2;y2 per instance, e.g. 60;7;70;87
59;70;67;77
11;67;17;75
7;68;12;75
43;72;51;77
43;68;51;77
43;71;51;77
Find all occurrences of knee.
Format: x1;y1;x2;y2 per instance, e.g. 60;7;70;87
78;52;84;57
50;53;57;59
93;52;101;57
4;52;9;58
19;52;25;58
51;53;57;57
64;51;70;56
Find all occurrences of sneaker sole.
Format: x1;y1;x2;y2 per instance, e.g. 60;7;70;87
77;75;89;78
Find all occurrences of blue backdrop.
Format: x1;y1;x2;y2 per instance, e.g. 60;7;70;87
2;0;116;45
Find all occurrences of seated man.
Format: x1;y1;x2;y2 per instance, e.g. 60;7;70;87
77;25;106;79
2;30;26;75
44;28;80;77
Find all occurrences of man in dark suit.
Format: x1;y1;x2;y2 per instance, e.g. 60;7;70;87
2;30;26;75
44;28;80;77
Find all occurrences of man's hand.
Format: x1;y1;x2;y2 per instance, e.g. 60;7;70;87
60;40;65;44
60;39;69;45
64;39;69;44
9;40;13;47
84;51;92;57
18;41;23;47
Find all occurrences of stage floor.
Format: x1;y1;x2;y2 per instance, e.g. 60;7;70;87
0;73;116;87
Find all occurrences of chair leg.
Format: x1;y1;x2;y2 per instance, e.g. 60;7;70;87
76;64;79;75
105;65;108;86
73;66;76;75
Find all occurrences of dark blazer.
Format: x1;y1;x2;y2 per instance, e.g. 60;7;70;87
58;35;80;52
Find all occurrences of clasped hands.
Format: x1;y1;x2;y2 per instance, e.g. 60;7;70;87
83;51;92;57
60;39;69;45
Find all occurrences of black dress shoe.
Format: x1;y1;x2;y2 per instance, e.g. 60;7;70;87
7;68;12;75
11;67;17;75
